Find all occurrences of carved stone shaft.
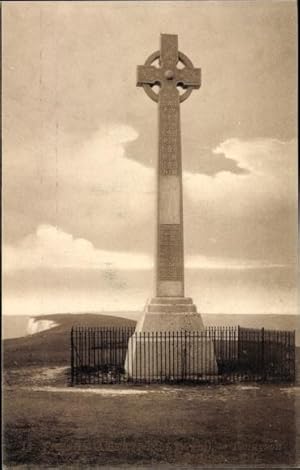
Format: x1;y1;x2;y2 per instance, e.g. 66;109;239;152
137;33;201;298
157;85;184;297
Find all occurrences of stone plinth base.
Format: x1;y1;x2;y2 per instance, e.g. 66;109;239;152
125;297;218;378
125;334;218;379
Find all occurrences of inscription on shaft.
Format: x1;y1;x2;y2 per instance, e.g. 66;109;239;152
159;91;180;176
158;224;183;281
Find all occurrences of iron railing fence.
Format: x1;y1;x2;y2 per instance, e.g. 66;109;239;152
70;326;295;385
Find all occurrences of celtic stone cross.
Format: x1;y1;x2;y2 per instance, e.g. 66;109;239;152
137;34;201;298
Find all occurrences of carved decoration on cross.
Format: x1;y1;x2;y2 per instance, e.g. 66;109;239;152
137;33;201;103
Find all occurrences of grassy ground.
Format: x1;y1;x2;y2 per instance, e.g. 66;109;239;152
3;314;299;468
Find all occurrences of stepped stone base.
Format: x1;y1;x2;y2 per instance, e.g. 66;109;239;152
125;297;218;378
134;297;204;332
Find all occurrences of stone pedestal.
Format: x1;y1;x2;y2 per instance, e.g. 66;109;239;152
125;297;218;379
135;297;204;331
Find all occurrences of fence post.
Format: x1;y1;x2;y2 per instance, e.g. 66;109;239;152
70;327;74;386
261;327;265;381
237;325;240;363
292;330;296;382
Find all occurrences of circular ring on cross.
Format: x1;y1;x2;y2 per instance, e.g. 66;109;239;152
142;50;195;103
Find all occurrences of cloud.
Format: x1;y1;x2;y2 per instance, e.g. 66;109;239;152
184;139;297;200
182;138;297;263
194;147;249;176
4;122;297;264
4;122;156;250
62;124;153;193
3;224;153;271
54;123;156;250
67;133;296;227
3;224;290;273
184;138;297;206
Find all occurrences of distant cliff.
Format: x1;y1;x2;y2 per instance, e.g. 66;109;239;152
26;318;58;336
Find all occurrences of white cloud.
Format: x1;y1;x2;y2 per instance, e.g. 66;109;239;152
4;128;297;265
59;124;154;196
3;224;290;273
73;132;296;228
53;123;157;239
68;133;296;237
3;224;153;271
184;138;297;209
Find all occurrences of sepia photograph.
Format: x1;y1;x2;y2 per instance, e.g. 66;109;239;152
2;0;298;468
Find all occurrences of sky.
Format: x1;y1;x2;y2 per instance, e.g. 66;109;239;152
3;1;298;317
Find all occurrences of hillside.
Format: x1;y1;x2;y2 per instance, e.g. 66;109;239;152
3;313;136;368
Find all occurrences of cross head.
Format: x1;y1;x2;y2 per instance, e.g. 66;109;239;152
137;34;201;103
